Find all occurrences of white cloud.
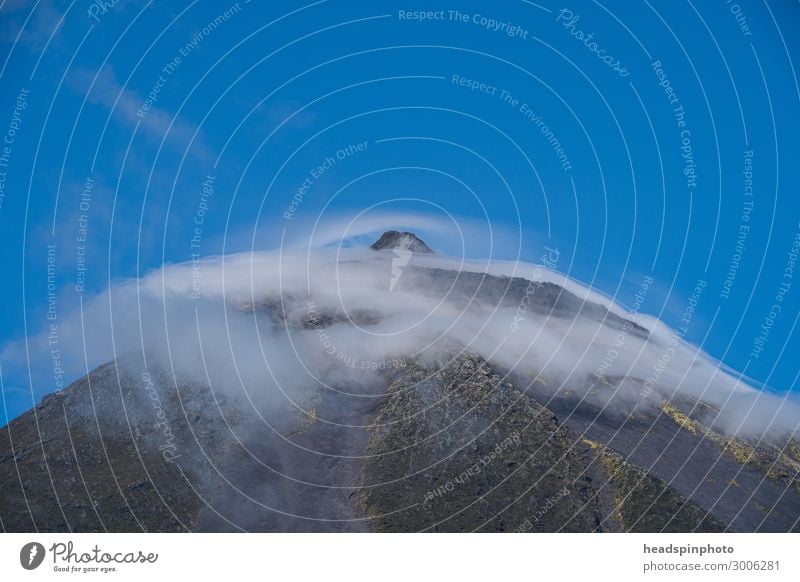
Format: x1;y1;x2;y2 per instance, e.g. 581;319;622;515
2;225;796;439
68;65;213;161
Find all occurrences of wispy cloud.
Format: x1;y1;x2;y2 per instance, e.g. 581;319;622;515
67;65;213;161
0;0;64;51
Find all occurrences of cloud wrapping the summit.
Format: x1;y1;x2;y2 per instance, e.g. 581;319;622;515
2;241;798;439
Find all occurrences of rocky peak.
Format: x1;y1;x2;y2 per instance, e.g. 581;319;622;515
370;231;433;253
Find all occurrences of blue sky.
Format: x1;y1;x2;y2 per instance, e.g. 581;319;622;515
1;0;799;423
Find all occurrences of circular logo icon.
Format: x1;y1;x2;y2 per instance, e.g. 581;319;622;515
20;542;46;570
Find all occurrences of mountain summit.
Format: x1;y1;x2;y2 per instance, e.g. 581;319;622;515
370;230;433;253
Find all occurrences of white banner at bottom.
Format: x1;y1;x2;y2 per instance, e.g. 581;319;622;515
1;533;797;581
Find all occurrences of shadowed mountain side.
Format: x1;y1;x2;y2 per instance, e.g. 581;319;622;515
193;373;384;532
514;374;800;532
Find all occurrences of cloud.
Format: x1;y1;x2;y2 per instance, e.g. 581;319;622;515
2;226;797;441
67;65;213;161
0;0;64;50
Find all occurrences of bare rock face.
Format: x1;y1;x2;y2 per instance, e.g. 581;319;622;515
356;353;724;532
370;231;434;253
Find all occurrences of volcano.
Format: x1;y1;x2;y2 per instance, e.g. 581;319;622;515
1;232;798;532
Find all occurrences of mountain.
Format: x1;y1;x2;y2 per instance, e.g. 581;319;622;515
370;230;434;253
1;232;799;532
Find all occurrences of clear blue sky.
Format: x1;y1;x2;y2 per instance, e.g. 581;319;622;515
1;0;799;423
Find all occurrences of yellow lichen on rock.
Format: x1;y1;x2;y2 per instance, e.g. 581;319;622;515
660;402;698;435
580;438;603;450
707;433;756;465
